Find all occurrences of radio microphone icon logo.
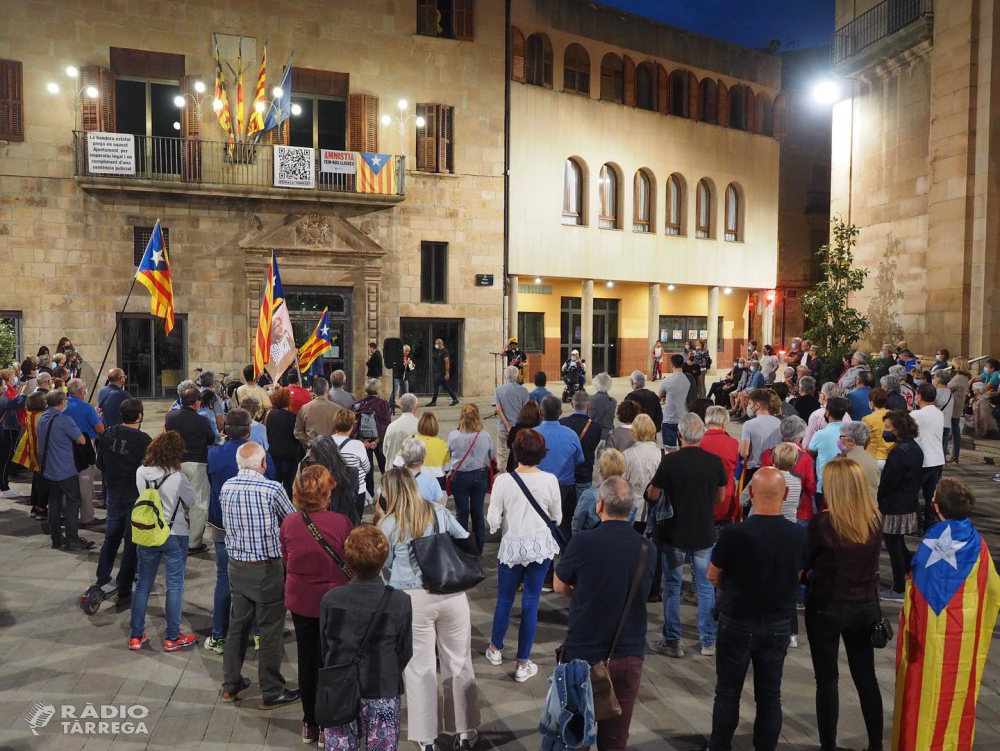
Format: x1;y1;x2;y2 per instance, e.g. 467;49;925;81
25;702;56;735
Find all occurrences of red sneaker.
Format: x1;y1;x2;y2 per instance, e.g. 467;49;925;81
163;633;198;652
128;633;148;651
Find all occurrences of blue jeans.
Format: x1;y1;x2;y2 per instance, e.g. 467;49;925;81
451;467;489;553
950;417;961;459
490;559;551;661
95;492;139;594
709;615;790;751
662;544;717;646
574;481;592;506
389;377;410;410
130;534;189;641
661;422;679;448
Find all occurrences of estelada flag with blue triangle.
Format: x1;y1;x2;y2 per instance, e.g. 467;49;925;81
355;152;397;195
135;220;175;335
297;308;332;372
893;517;1000;750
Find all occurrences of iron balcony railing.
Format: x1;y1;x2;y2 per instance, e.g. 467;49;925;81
71;131;406;197
832;0;933;65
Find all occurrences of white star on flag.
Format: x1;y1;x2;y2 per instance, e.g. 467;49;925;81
151;249;163;266
320;325;329;337
371;155;382;166
922;524;968;569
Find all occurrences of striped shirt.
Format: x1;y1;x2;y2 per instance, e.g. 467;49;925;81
333;435;371;492
221;469;295;562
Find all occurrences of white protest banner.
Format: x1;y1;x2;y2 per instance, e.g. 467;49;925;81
86;133;136;175
273;145;315;189
321;150;356;174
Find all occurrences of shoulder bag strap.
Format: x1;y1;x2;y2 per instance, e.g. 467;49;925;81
301;510;354;580
158;472;183;527
579;419;593;441
607;539;648;660
353;587;393;664
38;413;58;477
452;430;479;474
509;471;567;551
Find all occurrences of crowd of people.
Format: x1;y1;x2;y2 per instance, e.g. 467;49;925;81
0;334;998;751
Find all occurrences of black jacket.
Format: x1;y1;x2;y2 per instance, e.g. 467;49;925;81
877;437;924;516
366;349;384;378
319;578;412;698
561;412;602;484
96;424;152;497
625;388;662;428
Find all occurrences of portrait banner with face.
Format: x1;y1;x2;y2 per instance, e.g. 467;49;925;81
266;300;297;379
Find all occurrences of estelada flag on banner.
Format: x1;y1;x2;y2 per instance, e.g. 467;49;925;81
253;250;297;380
297;308;332;372
355;152;397;194
135;220;175;335
893;517;1000;750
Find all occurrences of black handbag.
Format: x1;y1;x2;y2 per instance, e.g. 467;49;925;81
409;513;485;595
315;587;392;728
871;582;895;649
74;435;96;472
509;470;567;551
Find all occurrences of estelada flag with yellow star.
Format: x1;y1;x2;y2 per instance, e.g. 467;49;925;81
893;517;1000;750
297;308;332;372
254;250;296;380
135;220;175;335
356;152;397;194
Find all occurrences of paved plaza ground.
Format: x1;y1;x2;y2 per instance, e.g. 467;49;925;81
1;377;1000;750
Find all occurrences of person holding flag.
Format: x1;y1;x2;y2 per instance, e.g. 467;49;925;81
297;308;332;375
254;251;297;382
135;220;175;335
893;477;1000;751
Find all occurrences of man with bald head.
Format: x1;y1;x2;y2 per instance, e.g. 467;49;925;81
706;467;807;751
97;368;132;429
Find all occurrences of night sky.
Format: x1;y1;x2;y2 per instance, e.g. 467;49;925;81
598;0;837;51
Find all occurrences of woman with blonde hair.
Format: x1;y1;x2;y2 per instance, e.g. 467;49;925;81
395;411;451;485
805;457;884;751
447;404;495;553
280;465;354;743
379;468;480;751
947;356;972;463
622;414;661;527
571;447;631;534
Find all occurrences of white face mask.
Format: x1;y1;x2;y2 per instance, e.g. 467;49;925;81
435;344;440;350
746;406;756;418
936;354;943;361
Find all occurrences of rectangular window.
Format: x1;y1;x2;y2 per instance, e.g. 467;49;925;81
114;78;182;175
416;104;455;173
417;0;474;40
0;59;24;142
1;310;23;363
133;225;169;266
289;95;347;151
420;242;448;303
517;312;544;354
658;316;723;346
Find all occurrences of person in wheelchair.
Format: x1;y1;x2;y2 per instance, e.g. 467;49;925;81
561;350;586;398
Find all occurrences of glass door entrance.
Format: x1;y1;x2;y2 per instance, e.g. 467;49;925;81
118;314;187;398
285;287;352;382
399;318;464;395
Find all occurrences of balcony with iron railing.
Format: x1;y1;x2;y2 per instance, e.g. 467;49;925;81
832;0;934;71
71;131;406;205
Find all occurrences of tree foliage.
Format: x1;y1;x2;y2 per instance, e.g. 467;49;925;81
0;319;16;369
802;218;869;376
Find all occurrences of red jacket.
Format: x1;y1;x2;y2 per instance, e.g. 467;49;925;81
279;509;354;618
701;428;740;522
761;443;817;520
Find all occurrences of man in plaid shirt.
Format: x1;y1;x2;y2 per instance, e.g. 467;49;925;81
219;442;300;709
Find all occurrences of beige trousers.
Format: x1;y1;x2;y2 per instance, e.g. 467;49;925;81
181;461;210;548
496;428;510;474
403;588;481;743
77;464;96;523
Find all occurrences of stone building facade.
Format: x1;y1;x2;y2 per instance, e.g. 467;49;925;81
506;0;782;381
830;0;998;356
0;0;505;397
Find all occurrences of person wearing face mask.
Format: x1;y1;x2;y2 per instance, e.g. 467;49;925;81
785;338;803;368
0;369;28;500
874;343;897;381
876;411;923;601
972;357;1000;394
64;378;105;528
739;390;782;484
731;362;765;419
428;338;460;407
911;382;946;530
930;347;950;373
807;396;850;508
838;422;880;500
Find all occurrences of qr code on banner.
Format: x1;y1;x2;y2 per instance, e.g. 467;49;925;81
273;145;315;189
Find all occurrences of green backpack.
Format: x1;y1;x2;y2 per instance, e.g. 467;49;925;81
130;474;179;548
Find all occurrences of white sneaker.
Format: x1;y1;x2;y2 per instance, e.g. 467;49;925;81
0;489;22;498
514;661;538;683
484;647;502;666
700;644;716;657
789;635;799;648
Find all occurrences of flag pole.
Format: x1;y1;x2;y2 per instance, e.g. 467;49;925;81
88;274;139;404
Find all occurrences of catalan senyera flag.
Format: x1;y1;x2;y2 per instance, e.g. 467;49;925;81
253;251;296;380
297;308;332;372
212;36;234;143
356;152;397;194
236;36;245;140
135;220;175;335
245;43;266;140
893;518;1000;751
12;410;40;472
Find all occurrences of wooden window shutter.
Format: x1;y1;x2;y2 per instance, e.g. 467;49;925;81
80;66;115;132
453;0;474;41
417;0;437;36
542;36;553;89
745;88;757;133
348;93;379;152
623;55;636;107
415;103;436;171
772;93;788;138
0;59;24;142
511;27;525;83
564;63;576;92
440;105;454;173
687;72;699;121
717;80;728;127
180;75;202;182
657;64;669;115
266;119;290;146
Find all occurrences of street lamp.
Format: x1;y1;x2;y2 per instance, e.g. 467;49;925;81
46;66;99;129
812;79;842;105
174;83;216;128
380;99;425;156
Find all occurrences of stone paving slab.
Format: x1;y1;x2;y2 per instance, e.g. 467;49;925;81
0;383;998;749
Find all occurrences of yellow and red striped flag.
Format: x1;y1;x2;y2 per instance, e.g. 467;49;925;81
893;518;1000;750
253;251;295;380
135;220;175;335
245;43;266;140
355;152;397;194
297;308;332;372
236;36;245;140
212;36;234;143
12;410;40;472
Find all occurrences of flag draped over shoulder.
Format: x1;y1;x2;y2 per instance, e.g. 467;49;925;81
12;410;40;472
135;220;175;335
356;152;397;194
245;43;266;140
893;518;1000;751
213;36;234;143
297;308;332;373
254;251;296;380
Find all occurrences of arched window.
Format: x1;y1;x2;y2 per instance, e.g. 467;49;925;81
728;85;746;130
511;27;525;83
600;53;624;104
668;70;688;116
699;78;719;124
665;174;682;235
633;170;652;232
725;184;740;241
563;43;590;95
773;92;789;138
696;179;712;238
636;63;656;111
599;164;619;229
525;33;553;88
756;92;772;136
563;158;584;225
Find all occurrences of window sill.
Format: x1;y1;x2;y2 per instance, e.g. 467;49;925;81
409;169;461;179
561;222;587;228
598;226;623;232
411;34;462;47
